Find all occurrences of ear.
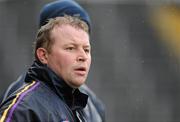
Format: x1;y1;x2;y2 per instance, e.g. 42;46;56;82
36;48;48;64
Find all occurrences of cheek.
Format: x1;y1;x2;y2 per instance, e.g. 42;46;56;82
56;53;75;70
47;51;64;68
60;55;73;67
88;56;92;67
47;52;74;76
85;56;91;73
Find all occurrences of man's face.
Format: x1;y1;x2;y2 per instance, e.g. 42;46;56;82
46;25;91;88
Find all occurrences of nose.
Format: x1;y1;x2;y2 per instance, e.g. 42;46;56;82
77;49;88;62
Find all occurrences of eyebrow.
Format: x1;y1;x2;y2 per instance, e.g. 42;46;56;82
83;45;91;48
64;42;90;47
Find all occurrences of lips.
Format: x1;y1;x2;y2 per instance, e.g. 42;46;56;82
74;67;87;75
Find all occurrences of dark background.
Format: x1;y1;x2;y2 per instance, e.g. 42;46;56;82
0;0;180;122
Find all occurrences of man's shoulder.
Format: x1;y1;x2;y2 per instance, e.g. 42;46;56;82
80;84;106;121
0;80;40;107
0;80;71;122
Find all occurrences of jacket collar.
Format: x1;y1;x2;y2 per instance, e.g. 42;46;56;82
25;60;88;110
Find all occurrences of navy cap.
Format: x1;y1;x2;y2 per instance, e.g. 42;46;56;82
39;0;91;32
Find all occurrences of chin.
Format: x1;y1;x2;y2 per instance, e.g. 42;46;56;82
70;80;85;88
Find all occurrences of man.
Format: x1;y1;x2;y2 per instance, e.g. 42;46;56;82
39;1;105;121
0;0;105;121
0;15;90;122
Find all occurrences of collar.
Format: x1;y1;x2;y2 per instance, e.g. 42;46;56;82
25;60;88;110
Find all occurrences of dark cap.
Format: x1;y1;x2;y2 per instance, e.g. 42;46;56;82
39;0;91;32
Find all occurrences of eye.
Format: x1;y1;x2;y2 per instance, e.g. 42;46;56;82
84;48;90;53
66;46;75;51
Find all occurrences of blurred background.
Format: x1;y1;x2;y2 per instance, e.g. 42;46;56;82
1;0;180;122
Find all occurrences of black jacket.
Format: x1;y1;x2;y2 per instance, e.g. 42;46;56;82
0;61;105;122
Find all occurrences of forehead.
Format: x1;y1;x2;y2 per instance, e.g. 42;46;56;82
50;24;90;45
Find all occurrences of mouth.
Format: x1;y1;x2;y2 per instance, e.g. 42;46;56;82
74;67;87;76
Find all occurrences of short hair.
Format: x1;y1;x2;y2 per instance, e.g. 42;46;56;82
34;15;89;60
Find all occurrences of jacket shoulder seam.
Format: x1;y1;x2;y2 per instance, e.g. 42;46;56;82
0;81;40;122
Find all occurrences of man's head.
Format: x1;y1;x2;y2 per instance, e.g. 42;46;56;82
39;0;91;32
34;16;91;88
